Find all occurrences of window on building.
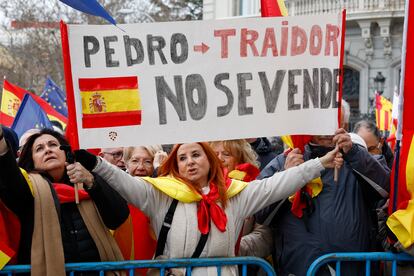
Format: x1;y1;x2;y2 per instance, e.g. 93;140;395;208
342;66;360;129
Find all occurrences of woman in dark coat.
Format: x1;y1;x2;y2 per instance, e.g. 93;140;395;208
0;127;129;275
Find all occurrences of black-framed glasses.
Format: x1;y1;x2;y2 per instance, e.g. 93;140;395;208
102;151;123;160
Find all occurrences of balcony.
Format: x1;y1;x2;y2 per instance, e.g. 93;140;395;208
285;0;405;20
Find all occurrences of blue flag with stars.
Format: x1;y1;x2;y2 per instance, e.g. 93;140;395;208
11;94;53;139
41;77;68;117
59;0;116;25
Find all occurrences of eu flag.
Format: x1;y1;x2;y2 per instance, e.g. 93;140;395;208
59;0;116;25
41;77;68;117
11;94;53;139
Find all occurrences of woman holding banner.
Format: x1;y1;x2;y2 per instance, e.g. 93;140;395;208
0;127;128;275
68;142;342;275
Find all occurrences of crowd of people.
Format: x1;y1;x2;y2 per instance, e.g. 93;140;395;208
0;102;412;276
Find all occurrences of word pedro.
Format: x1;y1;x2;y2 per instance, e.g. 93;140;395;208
82;22;340;67
156;67;339;125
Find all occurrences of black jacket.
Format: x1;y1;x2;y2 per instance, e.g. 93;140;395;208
0;149;129;264
256;144;390;276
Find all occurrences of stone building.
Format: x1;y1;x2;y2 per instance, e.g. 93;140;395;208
203;0;406;127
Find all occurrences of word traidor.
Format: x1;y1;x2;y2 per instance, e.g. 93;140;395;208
82;22;340;67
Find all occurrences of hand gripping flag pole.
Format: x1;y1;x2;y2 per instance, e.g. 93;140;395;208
60;145;79;204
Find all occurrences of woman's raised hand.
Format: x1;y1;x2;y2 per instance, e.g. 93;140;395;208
319;145;343;169
66;162;95;188
153;150;168;168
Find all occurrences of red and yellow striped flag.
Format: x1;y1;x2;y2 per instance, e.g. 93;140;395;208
386;0;414;248
0;202;20;269
0;242;13;270
261;0;288;17
0;80;26;127
114;205;156;275
78;76;141;128
0;80;68;129
375;92;393;131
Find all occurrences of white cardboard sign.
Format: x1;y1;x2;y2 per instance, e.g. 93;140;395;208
62;12;344;148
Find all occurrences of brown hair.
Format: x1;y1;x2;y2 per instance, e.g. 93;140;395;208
159;142;228;208
18;128;69;173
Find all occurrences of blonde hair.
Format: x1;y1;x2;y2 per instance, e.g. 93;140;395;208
123;146;155;163
146;144;163;156
209;139;260;168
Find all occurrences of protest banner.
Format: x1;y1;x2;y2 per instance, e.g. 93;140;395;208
61;12;345;148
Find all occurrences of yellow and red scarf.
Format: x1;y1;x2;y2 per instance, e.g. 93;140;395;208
143;175;248;234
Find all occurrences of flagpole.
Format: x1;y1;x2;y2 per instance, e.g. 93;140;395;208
391;0;410;212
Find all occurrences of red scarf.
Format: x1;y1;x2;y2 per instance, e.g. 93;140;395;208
52;183;90;204
197;182;227;234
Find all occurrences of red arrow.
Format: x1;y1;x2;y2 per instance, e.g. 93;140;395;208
193;43;210;54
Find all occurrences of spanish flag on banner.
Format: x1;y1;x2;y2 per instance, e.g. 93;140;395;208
375;92;393;131
0;80;26;127
386;0;414;249
261;0;288;17
78;76;141;128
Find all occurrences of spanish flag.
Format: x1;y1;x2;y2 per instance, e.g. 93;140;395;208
0;80;67;129
0;80;26;127
0;201;20;269
386;0;414;249
375;92;393;132
281;135;322;218
114;205;156;275
78;76;141;128
261;0;288;17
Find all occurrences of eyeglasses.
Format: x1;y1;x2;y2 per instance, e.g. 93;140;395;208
128;159;153;168
367;143;382;155
102;151;123;160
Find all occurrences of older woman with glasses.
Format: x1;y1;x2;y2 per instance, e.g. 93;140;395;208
68;142;342;275
114;145;166;275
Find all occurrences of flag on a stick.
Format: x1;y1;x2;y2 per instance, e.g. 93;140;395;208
78;76;142;128
261;0;288;17
386;0;414;249
59;0;116;25
375;92;393;132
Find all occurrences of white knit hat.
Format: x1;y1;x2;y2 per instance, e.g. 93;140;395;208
349;133;367;149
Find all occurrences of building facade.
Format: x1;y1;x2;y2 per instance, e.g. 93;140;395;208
203;0;405;127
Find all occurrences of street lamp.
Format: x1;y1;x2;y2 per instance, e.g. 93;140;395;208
374;71;386;94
